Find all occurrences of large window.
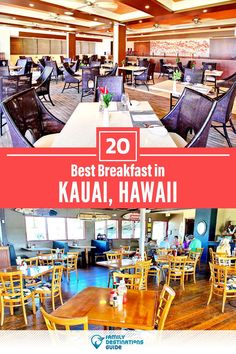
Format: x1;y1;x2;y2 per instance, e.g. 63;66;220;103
152;221;167;243
95;220;118;239
121;221;140;239
25;216;85;241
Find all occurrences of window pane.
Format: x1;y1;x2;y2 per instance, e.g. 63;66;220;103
152;221;167;242
134;222;141;239
107;220;118;239
25;216;47;241
95;221;106;239
47;218;66;240
122;221;133;239
67;218;85;240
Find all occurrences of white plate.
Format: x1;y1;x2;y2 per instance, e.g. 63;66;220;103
148;127;168;137
130;100;139;107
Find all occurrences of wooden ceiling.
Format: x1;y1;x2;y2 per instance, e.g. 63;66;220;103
0;0;235;38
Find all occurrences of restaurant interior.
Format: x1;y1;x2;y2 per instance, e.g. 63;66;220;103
1;207;236;330
0;0;236;148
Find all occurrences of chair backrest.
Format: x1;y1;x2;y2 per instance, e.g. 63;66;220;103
0;270;24;299
0;59;8;67
38;59;46;67
51;248;65;255
51;266;63;293
0;74;32;104
155;284;175;330
0;66;9;76
105;63;118;77
41;307;88;330
162;87;216;147
209;262;227;291
62;63;76;78
168;256;187;273
16;59;28;75
40;254;54;266
24;257;39;266
148;62;156;77
45;60;60;75
113;272;141;290
211;81;236;124
8;243;17;266
120;245;130;251
106;253;122;261
135;260;152;290
71;59;80;73
184;68;204;84
36;66;53;93
188;251;200;263
42;56;51;61
139;59;149;67
186;60;192;69
177;62;185;74
94;76;124;102
52;241;69;254
67;253;78;270
156;249;170;257
82;67;99;90
90;61;101;68
202;62;217;71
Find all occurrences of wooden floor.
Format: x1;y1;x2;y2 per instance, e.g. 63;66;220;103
0;77;236;147
1;265;236;330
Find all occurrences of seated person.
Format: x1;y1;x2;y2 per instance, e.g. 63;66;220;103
171;235;180;249
188;235;201;252
182;235;191;250
159;236;170;249
216;238;231;256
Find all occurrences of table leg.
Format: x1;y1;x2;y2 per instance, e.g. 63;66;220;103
85;249;89;265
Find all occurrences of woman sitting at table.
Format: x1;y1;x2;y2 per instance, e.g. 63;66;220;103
171;235;181;249
182;235;191;250
216;238;231;256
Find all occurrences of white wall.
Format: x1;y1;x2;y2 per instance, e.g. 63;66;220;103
95;38;112;56
0;30;11;59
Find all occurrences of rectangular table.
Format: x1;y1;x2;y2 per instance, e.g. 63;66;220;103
96;259;135;271
0;265;53;279
52;286;158;330
118;66;146;85
69;245;96;265
52;101;177;148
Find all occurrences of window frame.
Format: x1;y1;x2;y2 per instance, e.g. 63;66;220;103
121;220;141;239
94;220;119;240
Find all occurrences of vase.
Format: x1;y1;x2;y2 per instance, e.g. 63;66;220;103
102;107;110;127
172;80;177;94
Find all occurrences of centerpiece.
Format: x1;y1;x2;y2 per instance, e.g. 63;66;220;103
99;86;113;127
172;70;182;94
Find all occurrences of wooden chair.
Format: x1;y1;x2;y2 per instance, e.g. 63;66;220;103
196;247;204;269
51;249;65;255
64;253;79;281
148;265;161;287
155;284;175;331
113;272;141;290
167;256;187;290
106;253;122;287
207;262;236;313
185;251;200;283
0;270;36;326
156;249;171;257
23;257;39;266
155;285;176;330
34;265;63;311
120;245;130;252
41;307;88;330
39;254;54;266
135;260;152;290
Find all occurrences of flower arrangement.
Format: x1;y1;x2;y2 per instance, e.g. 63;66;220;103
172;70;182;81
99;87;113;108
191;61;197;69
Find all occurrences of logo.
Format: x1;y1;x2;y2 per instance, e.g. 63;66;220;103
91;335;105;349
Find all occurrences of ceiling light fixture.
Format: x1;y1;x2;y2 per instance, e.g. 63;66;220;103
153;23;159;29
145;5;150;9
29;3;34;7
139;20;143;23
203;9;208;13
64;11;74;15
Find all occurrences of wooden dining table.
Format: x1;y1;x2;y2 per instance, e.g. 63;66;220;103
96;258;136;271
118;65;147;85
52;101;177;148
52;286;158;330
0;265;53;279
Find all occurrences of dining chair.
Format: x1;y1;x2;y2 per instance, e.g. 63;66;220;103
159;59;173;79
0;59;8;67
120;245;130;251
94;75;124;102
104;63;118;77
155;284;175;330
207;262;236;313
0;270;36;326
1;87;65;147
24;257;39;267
45;60;63;83
15;58;28;75
113;272;142;290
138;59;149;67
185;251;200;283
41;307;88;330
0;73;32;136
106;253;122;287
81;67;99;101
71;59;81;73
196;247;204;270
202;62;217;87
134;65;150;91
34;66;54;106
39;254;54;266
210;81;236;147
184;68;204;84
64;253;79;281
216;72;236;95
62;63;81;93
34;265;63;311
167;256;187;290
162;87;217;147
0;66;9;76
135;260;152;290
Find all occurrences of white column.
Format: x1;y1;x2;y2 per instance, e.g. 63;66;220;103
0;30;11;60
139;209;146;260
113;22;119;64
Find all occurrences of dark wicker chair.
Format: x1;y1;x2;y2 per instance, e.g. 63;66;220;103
45;60;63;83
139;59;149;67
104;63;118;77
34;66;54;106
147;62;156;84
15;59;28;75
210;81;236;147
185;60;193;69
216;72;236;95
82;55;89;65
89;55;98;63
0;60;8;67
90;61;101;69
184;68;204;84
38;58;46;68
100;56;106;65
0;74;32;136
159;59;173;79
81;67;99;101
162;88;216;147
94;76;124;102
42;56;51;61
0;66;10;76
134;65;150;91
62;63;81;93
1;88;64;147
202;62;217;71
71;59;81;73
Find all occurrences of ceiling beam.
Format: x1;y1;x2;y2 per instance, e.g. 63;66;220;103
118;0;171;17
0;0;111;24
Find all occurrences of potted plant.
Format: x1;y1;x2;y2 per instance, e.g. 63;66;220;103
99;87;113;126
191;60;197;69
172;70;182;94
